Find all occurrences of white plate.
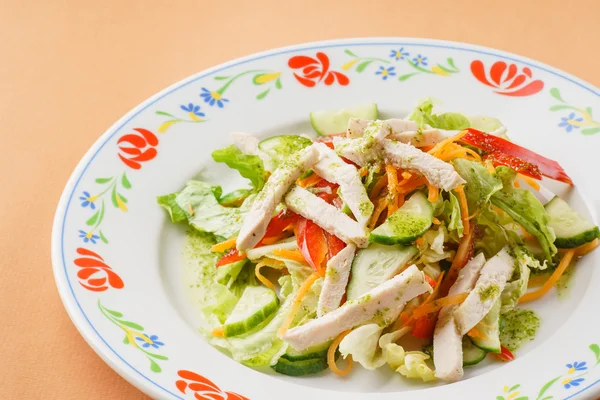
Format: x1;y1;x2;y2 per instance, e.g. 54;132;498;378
52;38;600;400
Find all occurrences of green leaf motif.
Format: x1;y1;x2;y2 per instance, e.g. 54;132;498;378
590;343;600;365
344;49;358;57
256;89;270;100
149;358;162;373
509;384;521;392
86;210;100;226
95;177;113;184
356;60;372;73
497;397;505;400
399;72;419;81
515;397;529;400
447;57;457;70
147;353;168;361
536;376;560;400
121;173;132;189
119;320;144;331
550;88;565;102
275;77;282;89
582;127;600;135
99;230;108;244
105;308;123;318
111;185;118;208
586;106;593;116
214;75;230;81
435;64;454;73
549;105;575;112
155;111;174;117
123;336;129;345
118;194;128;204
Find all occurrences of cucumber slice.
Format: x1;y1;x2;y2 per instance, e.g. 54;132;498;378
258;135;313;167
462;337;487;366
545;196;600;248
346;243;418;300
469;298;501;353
369;191;433;245
280;341;331;362
310;103;379;136
271;356;328;376
222;286;279;337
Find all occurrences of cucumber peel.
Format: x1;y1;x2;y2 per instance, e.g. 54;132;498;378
545;196;600;248
469;298;501;353
463;337;487;366
222;286;279;337
310;104;378;136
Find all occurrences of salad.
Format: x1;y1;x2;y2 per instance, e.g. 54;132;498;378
158;99;599;383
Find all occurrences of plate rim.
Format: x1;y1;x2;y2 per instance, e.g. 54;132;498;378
51;37;600;400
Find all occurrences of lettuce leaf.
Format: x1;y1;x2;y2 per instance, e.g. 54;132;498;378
447;192;464;238
339;324;387;370
156;193;187;223
212;145;266;191
408;98;470;130
468;115;504;133
491;188;557;263
175;180;253;239
453;159;503;209
475;204;508;257
501;245;531;313
495;166;517;193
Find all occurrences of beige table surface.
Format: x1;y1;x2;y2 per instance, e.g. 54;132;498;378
1;0;599;398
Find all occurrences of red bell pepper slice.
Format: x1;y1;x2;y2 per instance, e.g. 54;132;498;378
483;152;542;180
461;128;572;184
296;218;329;275
412;311;439;339
216;248;247;267
325;230;346;258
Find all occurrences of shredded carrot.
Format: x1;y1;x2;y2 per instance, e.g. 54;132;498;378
401;171;413;180
519;250;575;303
189;204;195;216
420;145;435;152
513;180;521;188
386;165;400;214
439;224;474;296
211;237;237;253
432;217;441;225
369;174;388;200
212;327;224;337
328;330;353;376
369;198;388;230
261;233;288;245
466;210;479;221
463;148;482;161
428;130;468;156
427;184;439;203
454;185;470;237
297;172;322;188
278;273;320;336
255;262;276;290
574;238;599;256
272;249;306;264
398;177;428;194
359;166;369;177
392;271;445;331
520;225;535;240
412;292;469;319
467;326;486;340
415;237;425;247
518;174;541;191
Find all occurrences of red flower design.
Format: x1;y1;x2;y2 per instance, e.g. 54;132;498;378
74;248;124;292
470;60;544;97
175;370;248;400
117;128;158;169
288;52;349;88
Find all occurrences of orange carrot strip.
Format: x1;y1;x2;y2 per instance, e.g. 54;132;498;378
519;250;575;303
412;292;469;319
439;224;474;296
211;237;237;253
272;249;306;264
255;262;276;291
454;185;470;236
518;174;541;191
278;273;320;336
369;174;388;200
428;130;468;156
261;233;289;245
427;184;439;202
369;198;388;230
212;327;224;337
328;330;353;376
397;177;428;194
297;172;322;188
572;238;599;256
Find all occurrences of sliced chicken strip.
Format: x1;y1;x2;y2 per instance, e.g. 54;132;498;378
236;145;319;251
282;265;432;351
347;118;447;147
381;139;466;191
285;186;368;247
317;244;356;317
312;143;373;227
334;120;389;166
433;253;486;382
454;247;515;335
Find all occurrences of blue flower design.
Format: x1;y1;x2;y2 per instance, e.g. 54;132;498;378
389;47;409;60
566;361;588;372
200;88;229;108
79;191;96;210
375;66;397;81
412;54;428;66
559;112;583;133
78;230;100;244
180;103;206;117
136;334;165;349
563;377;585;389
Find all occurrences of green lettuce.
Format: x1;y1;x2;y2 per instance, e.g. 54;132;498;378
447;192;464;238
174;180;253;239
212;145;266;191
156;193;187;223
495;166;517;193
501;245;531;313
408;98;470;130
452;159;503;209
475;204;508;257
468;115;504;133
491;189;557;263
